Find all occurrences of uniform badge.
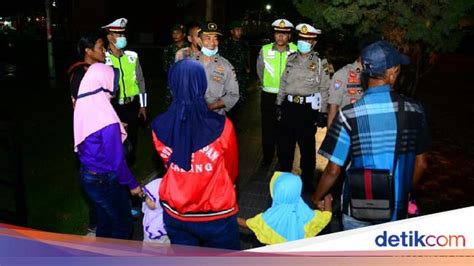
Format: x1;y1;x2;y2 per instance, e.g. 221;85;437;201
308;63;316;71
208;23;217;30
216;65;225;73
348;88;357;95
334;80;342;90
356;68;361;73
348;70;360;84
212;76;221;82
279;20;286;28
128;56;135;63
301;25;308;34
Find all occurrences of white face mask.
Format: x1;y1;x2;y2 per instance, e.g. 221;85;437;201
201;46;218;57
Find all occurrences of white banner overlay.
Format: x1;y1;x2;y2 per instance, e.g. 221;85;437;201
250;207;474;252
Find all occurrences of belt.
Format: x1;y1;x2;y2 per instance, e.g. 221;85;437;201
287;94;316;104
118;95;135;105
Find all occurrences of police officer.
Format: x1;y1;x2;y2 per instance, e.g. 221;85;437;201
193;22;239;116
162;24;188;72
102;18;147;164
327;58;364;128
256;19;297;166
175;23;201;61
276;23;330;194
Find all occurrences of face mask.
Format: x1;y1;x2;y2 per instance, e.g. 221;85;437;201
297;40;312;54
114;37;127;49
201;46;218;57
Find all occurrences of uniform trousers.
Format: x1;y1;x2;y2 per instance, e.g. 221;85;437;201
278;100;319;194
260;91;279;164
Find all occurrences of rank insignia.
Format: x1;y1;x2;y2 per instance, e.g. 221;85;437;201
348;88;357;95
309;63;317;71
213;76;221;82
334;80;342;89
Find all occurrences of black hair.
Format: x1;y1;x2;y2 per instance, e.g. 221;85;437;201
77;31;103;59
186;22;201;35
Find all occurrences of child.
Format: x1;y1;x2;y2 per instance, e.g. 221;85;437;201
142;178;170;244
238;172;333;245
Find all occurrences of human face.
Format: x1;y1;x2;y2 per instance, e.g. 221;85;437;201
187;27;201;49
274;32;290;47
107;32;125;47
200;34;219;50
86;38;106;63
172;30;186;43
230;27;243;40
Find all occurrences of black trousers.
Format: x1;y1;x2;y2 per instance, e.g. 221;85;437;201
260;91;279;164
113;98;140;161
278;100;318;193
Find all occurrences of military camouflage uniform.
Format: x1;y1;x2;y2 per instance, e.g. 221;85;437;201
220;38;250;96
162;42;188;72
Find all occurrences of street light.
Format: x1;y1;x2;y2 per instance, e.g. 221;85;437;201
265;4;271;12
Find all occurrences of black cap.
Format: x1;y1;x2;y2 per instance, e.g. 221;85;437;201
199;22;222;36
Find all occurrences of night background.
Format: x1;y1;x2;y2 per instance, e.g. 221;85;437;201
0;0;473;246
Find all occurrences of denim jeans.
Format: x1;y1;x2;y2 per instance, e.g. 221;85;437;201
342;214;373;231
80;167;133;239
163;211;240;250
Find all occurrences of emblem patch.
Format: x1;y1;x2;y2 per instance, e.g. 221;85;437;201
334;80;342;89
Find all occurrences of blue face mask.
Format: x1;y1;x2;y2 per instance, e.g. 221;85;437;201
114;37;127;49
201;46;218;57
297;40;312;54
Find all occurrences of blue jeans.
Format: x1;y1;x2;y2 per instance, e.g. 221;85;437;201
163;211;240;250
80;167;133;239
342;214;373;230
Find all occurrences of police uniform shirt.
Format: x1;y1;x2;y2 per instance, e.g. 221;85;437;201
276;51;330;112
193;54;240;115
328;60;364;107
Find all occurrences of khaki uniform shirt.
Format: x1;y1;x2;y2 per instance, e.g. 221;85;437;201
328;60;364;107
193;54;240;115
276;51;330;112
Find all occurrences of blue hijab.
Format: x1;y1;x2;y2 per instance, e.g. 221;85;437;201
262;172;315;241
152;59;225;171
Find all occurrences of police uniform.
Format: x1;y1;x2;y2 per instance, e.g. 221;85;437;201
162;24;188;72
329;60;364;107
102;18;147;162
256;19;297;166
193;22;239;116
276;23;330;193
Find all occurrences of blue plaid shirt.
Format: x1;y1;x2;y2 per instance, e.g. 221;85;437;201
320;85;430;220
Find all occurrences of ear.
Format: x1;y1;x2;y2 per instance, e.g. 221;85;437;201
187;35;192;42
85;47;92;56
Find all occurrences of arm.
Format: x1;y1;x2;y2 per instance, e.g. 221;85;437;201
102;123;140;190
412;153;427;186
256;48;264;83
327;104;339;129
221;65;240;112
237;217;248;228
312;162;341;204
275;65;288;106
318;59;331;113
135;59;147;120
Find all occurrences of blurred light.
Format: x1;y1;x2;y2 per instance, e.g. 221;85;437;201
52;0;56;7
265;4;271;11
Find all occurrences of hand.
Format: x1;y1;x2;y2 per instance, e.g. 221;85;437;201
316;112;328;128
275;105;282;122
138;107;147;121
312;193;333;212
130;186;144;197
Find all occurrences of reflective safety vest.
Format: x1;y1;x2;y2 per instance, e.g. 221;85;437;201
105;50;140;99
262;43;297;93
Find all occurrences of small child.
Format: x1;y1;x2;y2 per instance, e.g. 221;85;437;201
238;172;333;245
142;178;170;244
